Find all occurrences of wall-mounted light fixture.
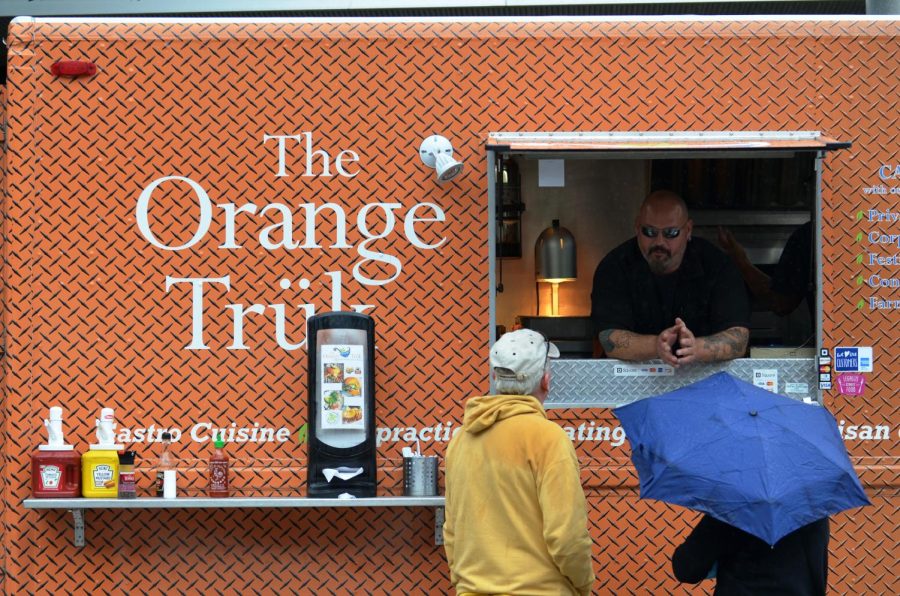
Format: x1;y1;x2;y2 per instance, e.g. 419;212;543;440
535;219;577;317
419;135;464;183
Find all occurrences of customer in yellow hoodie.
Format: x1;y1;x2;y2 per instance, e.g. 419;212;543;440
443;329;595;595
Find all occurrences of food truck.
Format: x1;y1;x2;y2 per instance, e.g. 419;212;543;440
1;14;897;593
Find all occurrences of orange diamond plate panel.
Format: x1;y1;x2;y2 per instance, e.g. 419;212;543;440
2;18;898;594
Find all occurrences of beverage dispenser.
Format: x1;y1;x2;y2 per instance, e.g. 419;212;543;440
306;312;377;497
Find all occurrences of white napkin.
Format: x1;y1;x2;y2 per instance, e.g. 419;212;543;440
322;467;364;482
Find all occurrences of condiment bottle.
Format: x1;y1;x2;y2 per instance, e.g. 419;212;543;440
156;432;177;498
207;432;230;497
81;407;124;498
31;406;81;498
118;450;137;499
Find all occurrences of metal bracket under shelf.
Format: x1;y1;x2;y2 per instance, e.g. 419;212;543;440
72;509;85;547
24;497;446;548
435;506;444;545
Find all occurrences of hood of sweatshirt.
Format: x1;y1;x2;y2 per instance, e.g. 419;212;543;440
463;394;547;435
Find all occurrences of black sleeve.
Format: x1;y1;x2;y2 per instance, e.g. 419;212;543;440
671;515;736;584
707;253;752;333
590;253;634;335
771;222;812;298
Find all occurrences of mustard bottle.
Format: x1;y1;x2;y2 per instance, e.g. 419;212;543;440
81;407;124;498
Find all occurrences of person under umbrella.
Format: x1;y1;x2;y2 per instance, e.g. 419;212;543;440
614;372;870;594
671;512;830;594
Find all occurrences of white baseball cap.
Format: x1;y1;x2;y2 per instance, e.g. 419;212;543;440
490;329;560;383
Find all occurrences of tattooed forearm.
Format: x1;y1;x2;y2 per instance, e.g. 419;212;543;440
599;329;634;353
598;329;656;362
699;327;749;361
598;329;618;353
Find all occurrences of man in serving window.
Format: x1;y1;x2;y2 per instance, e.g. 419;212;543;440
590;190;750;366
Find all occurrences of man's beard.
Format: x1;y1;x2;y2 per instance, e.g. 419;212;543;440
647;247;672;275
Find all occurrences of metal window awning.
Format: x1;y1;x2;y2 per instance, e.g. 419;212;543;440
486;131;850;153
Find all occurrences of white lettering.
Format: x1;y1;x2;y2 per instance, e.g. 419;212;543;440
372;422;629;447
165;276;231;350
264;132;360;178
136;176;212;250
302;132;331;177
335;149;360;178
224;303;266;350
263;134;302;177
258;203;300;250
192;422;212;442
838;420;892;440
404;203;447;249
296;203;351;250
218;202;258;249
268;303;313;350
138;195;447;286
376;427;391;447
354;203;403;286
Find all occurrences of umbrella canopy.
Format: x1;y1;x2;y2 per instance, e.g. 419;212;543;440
614;372;869;546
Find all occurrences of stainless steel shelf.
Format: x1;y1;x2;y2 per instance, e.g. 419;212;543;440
24;496;444;509
24;497;446;547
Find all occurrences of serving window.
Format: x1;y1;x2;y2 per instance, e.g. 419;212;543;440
487;131;847;362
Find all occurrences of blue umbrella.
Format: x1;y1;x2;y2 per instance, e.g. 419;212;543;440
614;372;869;546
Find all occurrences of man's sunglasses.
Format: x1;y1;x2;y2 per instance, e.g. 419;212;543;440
640;224;686;239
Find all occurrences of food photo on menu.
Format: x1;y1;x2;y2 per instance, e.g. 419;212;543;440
342;406;363;423
324;363;344;383
323;390;344;410
342;377;361;396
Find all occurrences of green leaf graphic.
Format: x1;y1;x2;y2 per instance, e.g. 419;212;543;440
856;299;865;310
297;423;308;444
856;211;864;221
855;254;863;264
855;231;863;242
856;275;864;285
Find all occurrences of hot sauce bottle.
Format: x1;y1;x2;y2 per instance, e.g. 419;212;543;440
207;432;229;498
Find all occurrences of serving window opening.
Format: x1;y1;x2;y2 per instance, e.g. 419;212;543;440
487;132;846;400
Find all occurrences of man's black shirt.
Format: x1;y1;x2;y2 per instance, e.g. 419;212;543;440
590;236;751;339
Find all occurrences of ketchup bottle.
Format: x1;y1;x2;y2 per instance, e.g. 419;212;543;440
207;432;229;497
32;406;81;498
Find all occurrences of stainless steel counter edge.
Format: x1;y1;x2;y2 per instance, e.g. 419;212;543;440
546;357;818;408
24;496;446;509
